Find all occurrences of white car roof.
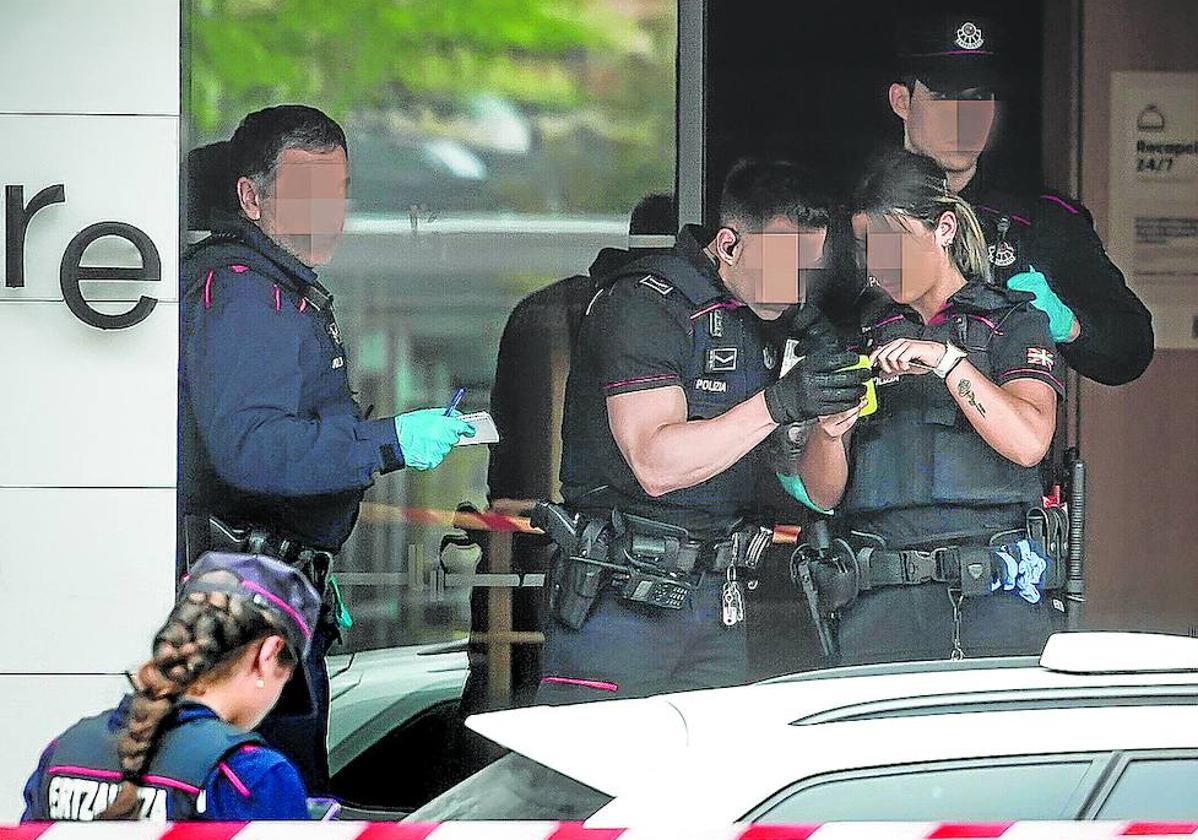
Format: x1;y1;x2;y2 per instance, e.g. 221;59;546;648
466;633;1198;824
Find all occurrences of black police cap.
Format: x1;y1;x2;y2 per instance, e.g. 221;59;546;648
895;12;1004;96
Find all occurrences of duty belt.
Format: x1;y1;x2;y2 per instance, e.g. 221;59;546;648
855;544;996;598
209;516;335;594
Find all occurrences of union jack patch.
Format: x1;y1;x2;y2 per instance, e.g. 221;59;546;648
1027;347;1055;369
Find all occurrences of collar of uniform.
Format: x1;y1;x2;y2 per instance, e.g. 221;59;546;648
171;700;221;726
673;223;738;304
861;281;1009;329
207;213;324;298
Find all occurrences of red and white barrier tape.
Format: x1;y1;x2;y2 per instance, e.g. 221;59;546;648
4;823;1198;839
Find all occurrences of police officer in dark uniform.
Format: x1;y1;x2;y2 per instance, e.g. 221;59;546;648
179;105;474;792
535;159;870;703
888;12;1153;385
789;149;1067;663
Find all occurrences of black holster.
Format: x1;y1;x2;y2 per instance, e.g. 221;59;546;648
541;512;612;630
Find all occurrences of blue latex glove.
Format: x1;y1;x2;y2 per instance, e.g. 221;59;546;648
393;409;475;470
990;538;1048;604
1007;266;1077;343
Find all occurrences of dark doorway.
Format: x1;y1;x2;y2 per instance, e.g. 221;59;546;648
704;0;1045;216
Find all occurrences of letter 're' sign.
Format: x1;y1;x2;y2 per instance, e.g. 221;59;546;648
4;184;160;330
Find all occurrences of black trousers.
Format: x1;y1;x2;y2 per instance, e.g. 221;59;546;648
536;575;748;705
835;583;1068;666
256;616;336;795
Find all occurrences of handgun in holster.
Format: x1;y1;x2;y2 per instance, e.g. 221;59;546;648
533;501;612;630
789;519;857;657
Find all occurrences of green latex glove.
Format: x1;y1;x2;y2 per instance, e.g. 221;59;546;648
777;472;833;515
1007;267;1077;343
394;409;475;470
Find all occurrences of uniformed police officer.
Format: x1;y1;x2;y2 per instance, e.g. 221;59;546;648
791;148;1066;663
179;105;475;792
22;553;320;822
536;159;871;703
888;13;1153;385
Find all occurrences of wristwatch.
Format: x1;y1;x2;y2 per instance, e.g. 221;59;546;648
932;341;969;379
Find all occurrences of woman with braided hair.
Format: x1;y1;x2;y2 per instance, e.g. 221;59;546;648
21;553;321;821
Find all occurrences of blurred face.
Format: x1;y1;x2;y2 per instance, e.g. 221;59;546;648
238;146;349;267
715;216;828;320
852;210;955;305
891;80;998;176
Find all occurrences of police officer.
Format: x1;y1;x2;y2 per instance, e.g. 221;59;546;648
536;159;870;703
790;149;1066;664
179;105;475;791
22;553;320;822
888;12;1153;385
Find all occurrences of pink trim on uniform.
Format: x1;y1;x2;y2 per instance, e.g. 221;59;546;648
967;314;1002;334
1040;194;1079;215
928;304;956;327
540;676;619;692
236;744;260;754
298;298;307;313
603;373;678;391
999;367;1065;390
229;264;249;273
202;270;215;310
273;284;281;312
47;766;122;781
241;581;311;638
141;774;201;795
218;762;251;798
689;300;745;320
871;314;906;329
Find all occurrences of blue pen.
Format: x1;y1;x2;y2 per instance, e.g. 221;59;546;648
443;387;466;416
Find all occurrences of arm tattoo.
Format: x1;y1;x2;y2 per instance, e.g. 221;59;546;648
956;378;988;417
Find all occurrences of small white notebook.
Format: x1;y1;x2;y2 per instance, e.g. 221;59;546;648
456;411;500;445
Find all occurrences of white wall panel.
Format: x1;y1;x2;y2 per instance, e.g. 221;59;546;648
0;675;129;821
0;303;178;488
0;0;179;116
0;488;176;673
0;115;179;303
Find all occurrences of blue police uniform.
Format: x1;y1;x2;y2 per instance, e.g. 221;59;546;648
179;215;402;793
832;281;1068;664
22;698;308;822
538;225;779;704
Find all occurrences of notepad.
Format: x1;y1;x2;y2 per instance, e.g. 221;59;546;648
455;411;500;445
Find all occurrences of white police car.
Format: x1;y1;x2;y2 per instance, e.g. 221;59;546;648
407;633;1198;823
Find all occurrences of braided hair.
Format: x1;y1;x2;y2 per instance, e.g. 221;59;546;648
97;571;296;820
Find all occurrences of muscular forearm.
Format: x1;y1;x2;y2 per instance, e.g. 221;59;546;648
943;362;1055;467
617;391;778;497
795;429;850;510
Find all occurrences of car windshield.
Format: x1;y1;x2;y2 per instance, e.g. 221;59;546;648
405;752;613;821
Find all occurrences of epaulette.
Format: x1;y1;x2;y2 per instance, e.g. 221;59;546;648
637;274;674;296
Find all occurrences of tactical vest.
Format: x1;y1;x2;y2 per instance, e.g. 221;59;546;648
843;286;1043;516
32;705;262;821
562;252;777;530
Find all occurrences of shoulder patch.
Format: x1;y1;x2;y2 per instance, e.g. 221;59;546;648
638;274;674;296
